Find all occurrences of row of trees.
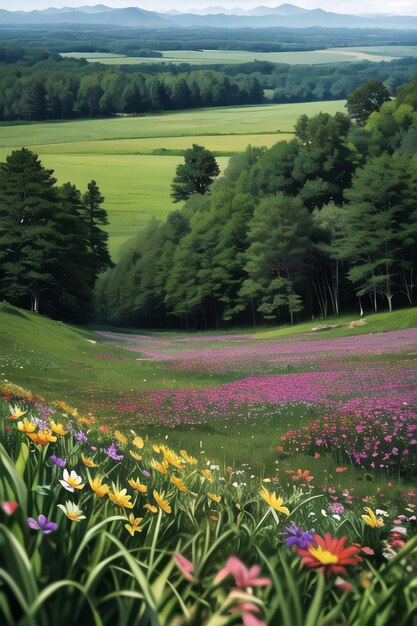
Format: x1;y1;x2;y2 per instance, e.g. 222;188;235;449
0;150;113;321
0;66;263;121
98;77;417;328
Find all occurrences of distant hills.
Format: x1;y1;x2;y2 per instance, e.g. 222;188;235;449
1;3;417;29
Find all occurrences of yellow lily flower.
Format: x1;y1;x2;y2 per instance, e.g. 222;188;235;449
362;507;384;528
144;503;158;514
170;475;190;493
81;453;99;468
129;450;143;461
125;513;143;536
89;475;109;497
150;459;169;475
27;430;57;446
207;493;222;503
180;449;198;465
114;430;127;445
9;406;27;420
17;418;36;434
201;469;213;482
108;485;134;509
128;478;148;493
58;501;86;522
153;489;171;514
259;486;290;516
132;436;144;450
49;419;69;436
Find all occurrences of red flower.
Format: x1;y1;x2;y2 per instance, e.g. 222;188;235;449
335;467;348;473
297;533;362;577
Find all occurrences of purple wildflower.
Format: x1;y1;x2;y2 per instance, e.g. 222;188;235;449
105;442;124;461
282;522;315;550
329;502;345;515
27;514;57;534
50;455;66;468
143;470;151;477
75;430;88;443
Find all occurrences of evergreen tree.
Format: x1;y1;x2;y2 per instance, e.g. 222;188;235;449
81;180;113;275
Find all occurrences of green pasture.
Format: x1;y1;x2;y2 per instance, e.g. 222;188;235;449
0;100;344;259
60;45;415;65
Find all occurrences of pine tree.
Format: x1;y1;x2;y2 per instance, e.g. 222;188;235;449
81;180;113;275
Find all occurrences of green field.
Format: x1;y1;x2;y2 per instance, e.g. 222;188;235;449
61;45;417;65
0;100;345;259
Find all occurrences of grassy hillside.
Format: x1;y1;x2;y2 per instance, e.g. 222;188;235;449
0;101;344;259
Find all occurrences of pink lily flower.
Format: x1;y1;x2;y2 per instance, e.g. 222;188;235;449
173;553;195;582
1;501;19;516
215;556;270;588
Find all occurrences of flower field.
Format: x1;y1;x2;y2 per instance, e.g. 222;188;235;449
1;309;417;624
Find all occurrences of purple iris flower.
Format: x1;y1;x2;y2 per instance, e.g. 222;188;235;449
50;455;66;468
27;514;57;534
282;521;315;550
105;442;124;461
75;430;88;443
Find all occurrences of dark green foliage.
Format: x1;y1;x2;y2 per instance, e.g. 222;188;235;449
0;149;112;322
171;145;220;203
346;79;391;126
102;75;417;329
82;180;114;275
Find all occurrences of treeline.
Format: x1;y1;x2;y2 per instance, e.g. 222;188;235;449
0;150;112;322
98;77;417;329
2;44;417;121
0;46;263;120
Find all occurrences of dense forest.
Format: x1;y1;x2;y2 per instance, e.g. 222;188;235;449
1;44;417;120
98;77;417;329
0;151;112;322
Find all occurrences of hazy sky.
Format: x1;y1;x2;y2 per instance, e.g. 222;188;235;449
6;0;417;15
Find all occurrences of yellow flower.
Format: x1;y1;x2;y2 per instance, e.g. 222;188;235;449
17;418;36;434
114;430;127;445
133;436;144;450
259;487;290;516
49;419;69;436
128;478;148;493
201;469;213;482
27;430;57;446
58;501;86;522
180;449;198;465
89;475;109;497
153;489;171;514
161;446;185;470
153;444;161;453
81;453;99;468
207;493;222;503
129;450;143;461
362;507;384;528
170;475;190;493
150;459;169;475
108;485;134;509
144;503;158;514
9;406;27;420
125;513;143;536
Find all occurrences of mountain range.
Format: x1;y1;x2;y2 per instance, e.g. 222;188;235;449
1;3;417;29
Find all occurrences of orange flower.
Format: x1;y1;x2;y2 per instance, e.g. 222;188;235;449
27;430;57;446
292;469;314;483
8;407;27;420
144;503;158;514
150;459;169;475
297;533;362;577
336;467;348;473
128;478;148;493
81;453;98;468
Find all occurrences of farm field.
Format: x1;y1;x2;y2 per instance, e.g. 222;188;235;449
0;100;344;259
60;45;417;65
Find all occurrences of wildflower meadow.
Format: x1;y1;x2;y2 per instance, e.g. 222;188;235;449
1;308;417;625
